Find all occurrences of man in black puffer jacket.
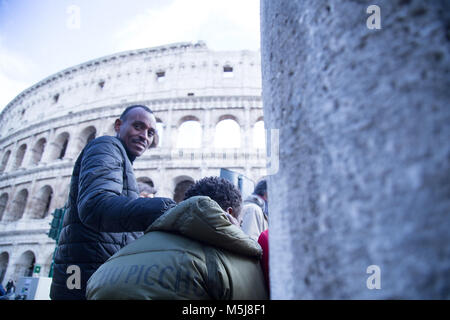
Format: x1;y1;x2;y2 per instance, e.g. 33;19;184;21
50;105;176;300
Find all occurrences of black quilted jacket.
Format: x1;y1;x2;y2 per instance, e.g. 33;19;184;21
50;136;174;300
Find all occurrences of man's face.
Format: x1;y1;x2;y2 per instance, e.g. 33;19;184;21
114;107;157;157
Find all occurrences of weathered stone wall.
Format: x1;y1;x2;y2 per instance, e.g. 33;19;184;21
261;0;450;299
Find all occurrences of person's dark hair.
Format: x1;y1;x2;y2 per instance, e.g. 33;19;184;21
137;182;157;195
120;105;153;122
184;176;242;217
254;179;267;197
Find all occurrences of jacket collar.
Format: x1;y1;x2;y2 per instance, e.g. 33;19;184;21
116;136;136;163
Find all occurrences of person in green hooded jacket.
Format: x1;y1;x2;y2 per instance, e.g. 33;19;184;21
86;176;268;300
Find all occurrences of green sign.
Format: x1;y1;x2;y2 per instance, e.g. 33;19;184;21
33;265;41;273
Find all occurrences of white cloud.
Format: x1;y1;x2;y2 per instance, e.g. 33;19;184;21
114;0;260;52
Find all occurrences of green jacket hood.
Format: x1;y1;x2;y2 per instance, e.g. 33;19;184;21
145;196;262;258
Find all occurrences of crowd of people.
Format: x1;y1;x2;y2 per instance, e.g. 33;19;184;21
47;105;270;300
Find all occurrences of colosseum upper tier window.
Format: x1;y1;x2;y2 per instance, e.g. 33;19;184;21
156;71;166;82
223;65;234;78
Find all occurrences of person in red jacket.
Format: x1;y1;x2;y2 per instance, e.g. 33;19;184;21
258;229;269;293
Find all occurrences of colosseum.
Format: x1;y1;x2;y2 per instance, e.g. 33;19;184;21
0;41;266;286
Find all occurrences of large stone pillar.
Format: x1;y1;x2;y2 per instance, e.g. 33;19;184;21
261;0;450;299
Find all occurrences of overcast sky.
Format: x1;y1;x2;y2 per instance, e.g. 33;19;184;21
0;0;261;111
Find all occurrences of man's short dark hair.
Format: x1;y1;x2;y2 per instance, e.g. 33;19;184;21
254;179;267;197
137;182;157;195
120;105;153;122
184;176;242;217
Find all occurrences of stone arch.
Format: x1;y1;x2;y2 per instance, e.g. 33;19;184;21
214;117;241;148
86;128;97;144
176;117;202;148
215;114;241;126
177;115;200;127
50;132;69;161
0;252;9;284
13;144;27;169
0;193;8;221
137;177;157;197
173;176;195;203
14;250;35;280
29;185;53;219
154;113;168;124
30;137;47;165
137;176;155;187
0;150;11;173
76;126;97;154
253;119;266;149
5;189;28;222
